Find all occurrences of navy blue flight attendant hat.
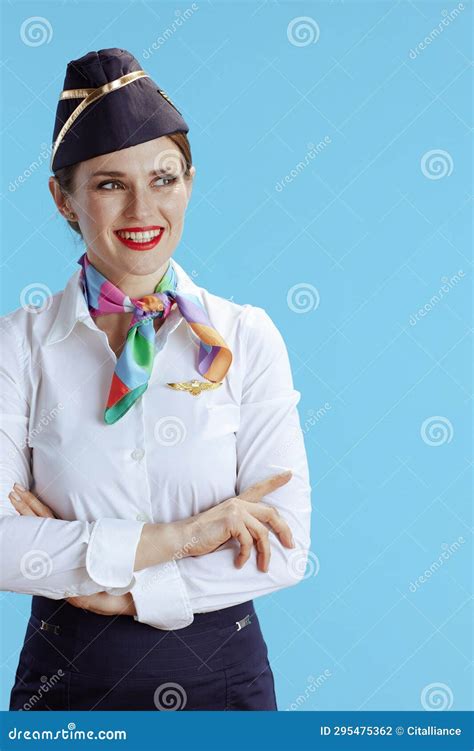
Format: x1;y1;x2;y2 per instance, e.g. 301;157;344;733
50;47;189;172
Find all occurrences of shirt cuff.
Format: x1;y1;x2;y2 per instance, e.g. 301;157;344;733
86;517;145;589
130;560;193;630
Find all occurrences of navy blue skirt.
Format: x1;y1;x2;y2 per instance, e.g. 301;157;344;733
9;595;277;711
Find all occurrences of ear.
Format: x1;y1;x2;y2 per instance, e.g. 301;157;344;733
48;176;75;220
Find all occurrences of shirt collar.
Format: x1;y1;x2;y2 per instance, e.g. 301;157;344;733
45;256;202;347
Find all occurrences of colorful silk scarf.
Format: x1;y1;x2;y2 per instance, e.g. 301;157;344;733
77;252;232;424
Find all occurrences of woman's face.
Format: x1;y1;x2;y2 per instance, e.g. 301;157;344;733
50;136;195;282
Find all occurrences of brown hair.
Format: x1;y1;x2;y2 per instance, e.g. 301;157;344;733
53;132;193;237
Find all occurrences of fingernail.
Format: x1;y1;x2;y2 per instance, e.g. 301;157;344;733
10;492;21;503
14;483;26;492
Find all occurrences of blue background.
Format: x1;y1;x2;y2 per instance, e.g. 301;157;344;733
0;0;472;713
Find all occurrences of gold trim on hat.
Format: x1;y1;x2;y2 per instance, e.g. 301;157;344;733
59;88;96;100
50;70;150;171
157;88;183;115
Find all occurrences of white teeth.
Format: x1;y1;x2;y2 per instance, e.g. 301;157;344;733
116;229;162;242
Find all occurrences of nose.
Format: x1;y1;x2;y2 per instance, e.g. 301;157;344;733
123;186;161;224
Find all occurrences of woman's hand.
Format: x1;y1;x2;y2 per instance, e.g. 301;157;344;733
66;592;136;617
9;483;57;518
9;469;296;583
8;483;137;618
179;471;295;572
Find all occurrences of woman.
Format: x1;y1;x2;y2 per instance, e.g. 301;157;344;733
0;48;312;711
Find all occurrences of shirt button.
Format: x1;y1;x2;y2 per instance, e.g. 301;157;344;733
131;448;145;461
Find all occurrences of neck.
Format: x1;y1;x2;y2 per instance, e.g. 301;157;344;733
85;250;171;298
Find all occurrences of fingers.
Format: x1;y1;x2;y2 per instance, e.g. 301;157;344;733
66;596;86;609
238;470;292;504
67;592;135;617
227;471;295;571
232;523;254;570
243;513;272;572
67;594;106;615
244;501;295;549
8;484;56;518
8;490;37;516
230;510;286;573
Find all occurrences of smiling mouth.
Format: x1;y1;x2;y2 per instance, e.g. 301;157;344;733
113;226;165;251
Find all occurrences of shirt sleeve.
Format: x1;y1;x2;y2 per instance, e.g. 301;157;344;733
129;304;313;629
0;315;146;599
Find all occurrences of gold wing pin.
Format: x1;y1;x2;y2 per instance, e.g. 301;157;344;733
166;379;224;396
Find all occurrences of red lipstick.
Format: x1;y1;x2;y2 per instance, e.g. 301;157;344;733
114;226;165;252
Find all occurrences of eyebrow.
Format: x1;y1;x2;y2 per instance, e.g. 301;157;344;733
89;169;171;178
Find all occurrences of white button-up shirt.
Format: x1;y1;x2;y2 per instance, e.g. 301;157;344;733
0;257;312;630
